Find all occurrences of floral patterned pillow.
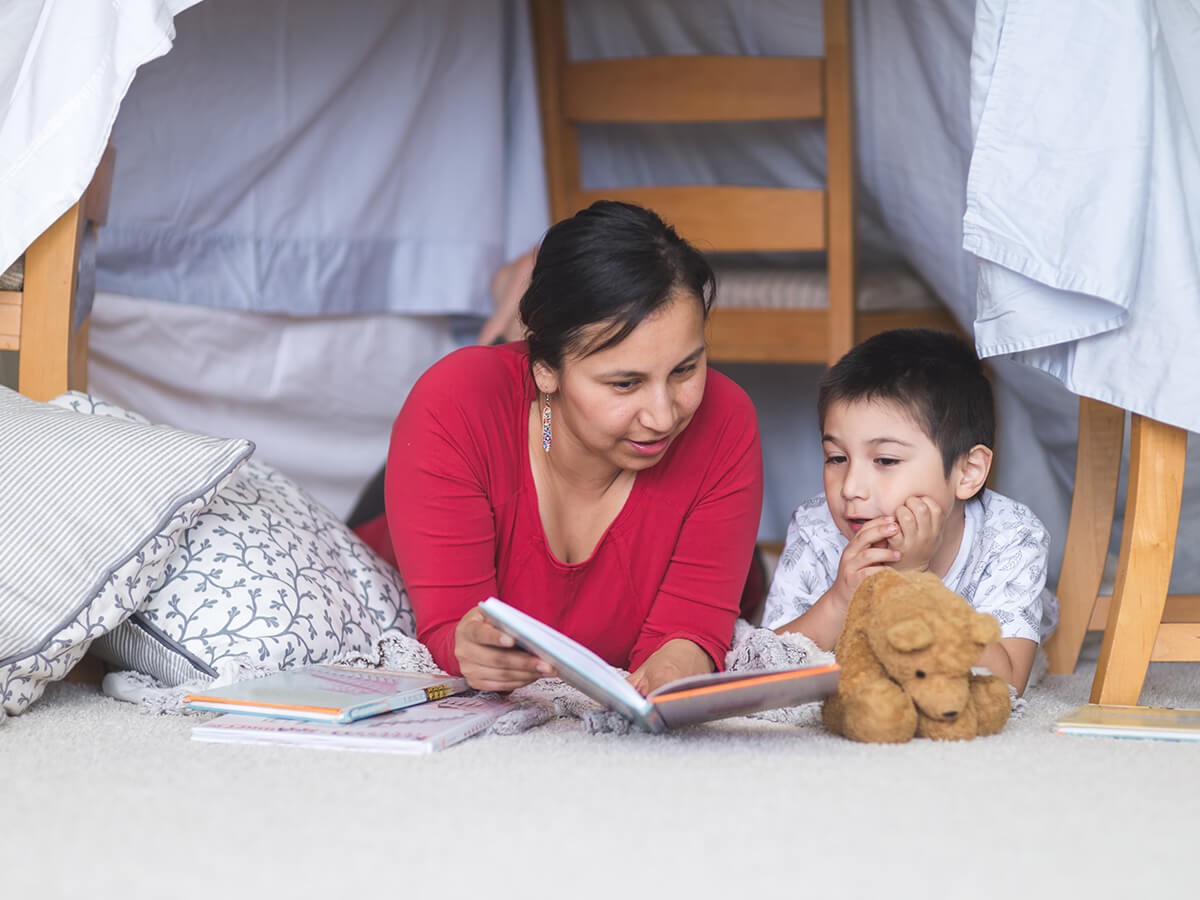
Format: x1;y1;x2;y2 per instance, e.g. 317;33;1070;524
51;393;414;687
0;388;252;720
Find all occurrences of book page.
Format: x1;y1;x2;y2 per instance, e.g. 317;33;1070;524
648;664;840;729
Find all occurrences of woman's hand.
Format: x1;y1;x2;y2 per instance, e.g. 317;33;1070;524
454;606;553;692
627;638;714;696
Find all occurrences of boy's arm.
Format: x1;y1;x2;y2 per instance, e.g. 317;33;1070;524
966;494;1052;697
774;589;849;650
772;517;901;649
978;637;1037;696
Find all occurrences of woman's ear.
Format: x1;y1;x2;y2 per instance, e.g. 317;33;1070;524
532;360;559;396
954;444;993;499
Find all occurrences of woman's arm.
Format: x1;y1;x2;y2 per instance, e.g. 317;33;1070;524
626;386;764;691
386;349;542;687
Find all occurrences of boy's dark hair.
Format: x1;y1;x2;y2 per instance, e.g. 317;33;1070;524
817;328;995;475
520;200;714;372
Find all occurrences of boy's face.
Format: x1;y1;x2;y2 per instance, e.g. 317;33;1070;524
821;398;962;544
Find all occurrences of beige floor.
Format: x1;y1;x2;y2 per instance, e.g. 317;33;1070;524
6;635;1200;900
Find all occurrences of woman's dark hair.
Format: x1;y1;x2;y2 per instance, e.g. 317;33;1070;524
817;328;995;477
520;200;715;371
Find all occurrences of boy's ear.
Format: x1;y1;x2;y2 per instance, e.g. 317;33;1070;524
954;444;993;499
532;360;559;396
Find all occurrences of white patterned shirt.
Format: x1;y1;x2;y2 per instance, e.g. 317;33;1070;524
763;489;1058;643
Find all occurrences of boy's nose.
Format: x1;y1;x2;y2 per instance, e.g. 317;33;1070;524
841;464;870;499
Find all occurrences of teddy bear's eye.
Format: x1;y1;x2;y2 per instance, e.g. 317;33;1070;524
915;670;927;678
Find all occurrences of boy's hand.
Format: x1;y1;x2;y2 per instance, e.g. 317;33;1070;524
887;496;945;572
831;516;902;608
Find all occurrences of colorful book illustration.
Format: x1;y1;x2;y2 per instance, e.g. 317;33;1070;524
191;695;512;754
478;597;839;733
1053;703;1200;742
184;664;468;723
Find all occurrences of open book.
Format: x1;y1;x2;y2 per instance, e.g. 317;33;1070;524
479;597;838;733
184;665;468;723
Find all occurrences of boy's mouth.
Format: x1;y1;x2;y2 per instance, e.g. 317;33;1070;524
846;517;870;533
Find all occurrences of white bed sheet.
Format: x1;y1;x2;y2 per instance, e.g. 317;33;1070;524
0;0;201;273
94;0;547;317
86;291;453;519
965;0;1200;435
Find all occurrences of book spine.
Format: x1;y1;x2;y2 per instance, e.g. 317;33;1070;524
344;682;461;722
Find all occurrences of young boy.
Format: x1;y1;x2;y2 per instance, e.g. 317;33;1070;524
763;329;1057;695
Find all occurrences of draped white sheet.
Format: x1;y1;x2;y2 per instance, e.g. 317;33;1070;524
965;0;1200;434
0;0;201;273
93;0;548;316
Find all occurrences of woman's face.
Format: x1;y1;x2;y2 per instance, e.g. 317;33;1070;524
537;290;708;477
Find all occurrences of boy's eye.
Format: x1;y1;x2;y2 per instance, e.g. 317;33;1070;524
824;454;847;465
875;457;901;467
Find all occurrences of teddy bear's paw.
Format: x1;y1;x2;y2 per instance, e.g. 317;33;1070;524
821;694;846;736
839;681;918;743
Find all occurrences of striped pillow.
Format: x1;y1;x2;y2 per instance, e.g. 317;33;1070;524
0;387;252;720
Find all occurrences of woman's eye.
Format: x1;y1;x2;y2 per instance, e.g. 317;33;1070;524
672;364;697;377
610;381;637;392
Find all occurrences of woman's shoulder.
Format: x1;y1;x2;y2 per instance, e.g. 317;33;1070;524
414;341;529;396
396;342;529;456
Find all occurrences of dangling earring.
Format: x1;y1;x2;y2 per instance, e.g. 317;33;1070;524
541;393;552;453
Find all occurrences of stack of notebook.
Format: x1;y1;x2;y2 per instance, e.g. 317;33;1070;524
186;665;510;754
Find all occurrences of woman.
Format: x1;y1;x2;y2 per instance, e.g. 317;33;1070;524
360;201;763;693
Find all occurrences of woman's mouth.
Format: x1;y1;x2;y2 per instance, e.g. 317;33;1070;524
629;436;671;456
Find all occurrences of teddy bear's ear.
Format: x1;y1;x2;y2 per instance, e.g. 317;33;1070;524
886;618;934;652
969;611;1002;646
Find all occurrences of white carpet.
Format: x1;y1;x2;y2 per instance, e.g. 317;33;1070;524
6;638;1199;900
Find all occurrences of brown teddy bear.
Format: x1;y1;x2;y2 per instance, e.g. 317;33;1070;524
822;568;1011;743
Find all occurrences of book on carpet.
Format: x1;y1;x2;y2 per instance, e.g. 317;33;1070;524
184;664;468;723
478;596;839;733
1053;703;1200;742
191;694;512;754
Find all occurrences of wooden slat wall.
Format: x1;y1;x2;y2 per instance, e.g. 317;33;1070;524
570;186;826;252
822;0;856;365
564;57;823;122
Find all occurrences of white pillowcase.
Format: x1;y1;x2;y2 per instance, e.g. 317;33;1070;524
47;393;415;686
0;387;253;719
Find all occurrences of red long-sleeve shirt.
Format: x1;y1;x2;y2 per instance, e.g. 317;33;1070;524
360;342;763;675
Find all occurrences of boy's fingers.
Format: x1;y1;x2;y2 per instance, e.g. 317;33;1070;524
854;517;897;545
